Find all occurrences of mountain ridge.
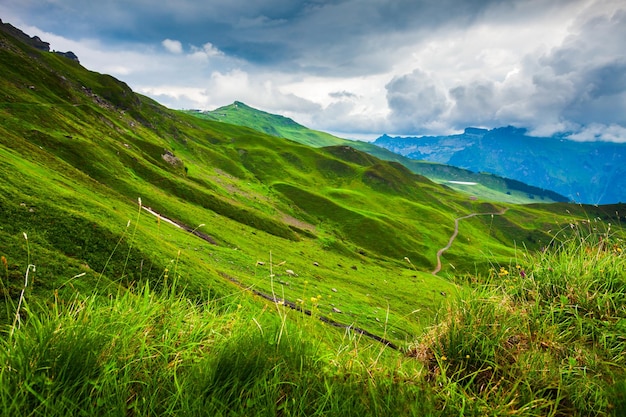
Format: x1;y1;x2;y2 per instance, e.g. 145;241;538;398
0;18;79;62
374;127;626;204
187;104;568;204
0;21;510;343
2;20;626;416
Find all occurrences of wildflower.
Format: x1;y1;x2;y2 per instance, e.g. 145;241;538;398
498;267;509;277
1;256;6;269
519;269;526;278
441;355;447;361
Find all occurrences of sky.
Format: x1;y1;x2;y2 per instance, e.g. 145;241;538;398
1;0;626;141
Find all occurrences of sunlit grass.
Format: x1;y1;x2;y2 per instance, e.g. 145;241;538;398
1;219;624;416
0;280;436;416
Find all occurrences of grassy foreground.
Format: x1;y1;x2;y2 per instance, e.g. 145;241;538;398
412;221;626;416
1;222;624;416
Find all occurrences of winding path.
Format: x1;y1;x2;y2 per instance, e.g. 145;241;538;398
432;208;508;275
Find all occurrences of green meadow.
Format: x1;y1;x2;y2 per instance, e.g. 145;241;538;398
1;26;625;415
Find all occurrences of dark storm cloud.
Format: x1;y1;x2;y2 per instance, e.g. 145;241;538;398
586;61;626;99
448;82;498;127
385;69;450;133
2;0;506;71
527;5;626;135
380;1;626;138
2;0;625;140
562;59;626;126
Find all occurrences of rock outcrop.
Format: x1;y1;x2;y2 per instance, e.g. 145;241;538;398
0;18;50;51
0;19;79;62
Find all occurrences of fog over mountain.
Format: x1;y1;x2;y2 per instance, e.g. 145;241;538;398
1;0;625;141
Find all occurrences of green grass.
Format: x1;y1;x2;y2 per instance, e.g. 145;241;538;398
0;25;620;342
0;279;438;417
1;219;624;416
185;104;568;204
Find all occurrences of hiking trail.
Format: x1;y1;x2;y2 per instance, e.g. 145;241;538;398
432;208;508;275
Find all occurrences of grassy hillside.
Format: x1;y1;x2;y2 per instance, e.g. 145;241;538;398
187;103;567;204
0;25;482;340
1;23;625;416
188;101;342;148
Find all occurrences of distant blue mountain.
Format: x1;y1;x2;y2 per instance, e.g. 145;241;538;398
374;127;626;205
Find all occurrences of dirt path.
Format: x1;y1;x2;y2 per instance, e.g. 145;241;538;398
218;271;400;350
432;208;508;275
142;206;217;245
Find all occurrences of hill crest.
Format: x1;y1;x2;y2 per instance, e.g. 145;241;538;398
186;104;568;204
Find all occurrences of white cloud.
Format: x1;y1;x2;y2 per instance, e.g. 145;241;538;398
136;86;209;108
385;69;451;134
566;124;626;143
189;42;224;61
162;39;183;54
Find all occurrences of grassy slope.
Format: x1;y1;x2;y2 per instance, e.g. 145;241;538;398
2;215;625;416
1;23;621;344
1;26;625;416
187;103;567;204
0;30;464;340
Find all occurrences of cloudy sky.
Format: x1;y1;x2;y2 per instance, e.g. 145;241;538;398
2;0;625;141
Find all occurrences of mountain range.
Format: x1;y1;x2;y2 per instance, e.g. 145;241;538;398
374;127;626;205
